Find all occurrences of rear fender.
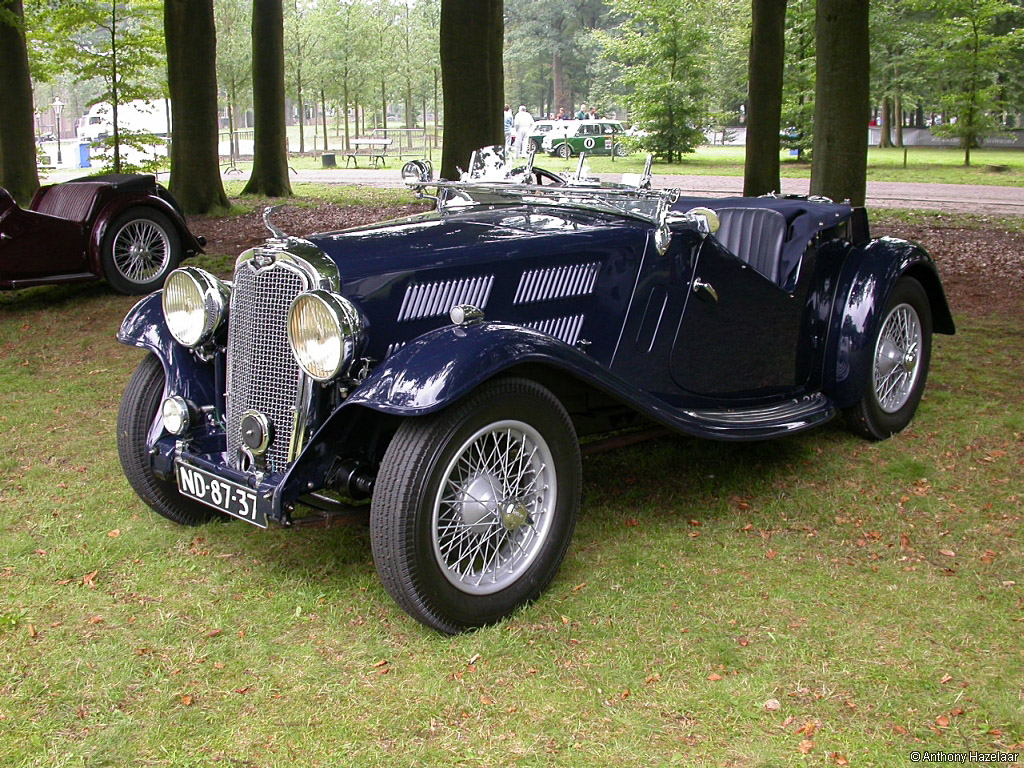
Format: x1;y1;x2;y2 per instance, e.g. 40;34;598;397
823;237;955;409
89;194;204;275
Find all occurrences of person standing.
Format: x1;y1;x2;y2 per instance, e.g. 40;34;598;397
556;107;567;120
503;105;514;148
512;104;534;157
576;104;587;120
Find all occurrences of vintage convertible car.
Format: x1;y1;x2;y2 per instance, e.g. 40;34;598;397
0;174;203;295
115;149;954;633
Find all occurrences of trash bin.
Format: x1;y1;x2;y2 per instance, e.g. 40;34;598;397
321;153;336;168
79;142;91;168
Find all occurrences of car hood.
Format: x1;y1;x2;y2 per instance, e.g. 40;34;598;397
305;205;652;283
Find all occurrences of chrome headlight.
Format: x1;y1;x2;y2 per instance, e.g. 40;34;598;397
287;290;365;382
162;267;230;348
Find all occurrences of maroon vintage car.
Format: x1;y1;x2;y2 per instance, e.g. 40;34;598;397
0;174;203;295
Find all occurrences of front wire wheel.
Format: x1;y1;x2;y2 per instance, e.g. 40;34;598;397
556;142;573;159
370;378;582;634
845;277;933;440
116;353;220;525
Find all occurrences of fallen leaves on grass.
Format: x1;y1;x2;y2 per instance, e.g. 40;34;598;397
797;739;814;754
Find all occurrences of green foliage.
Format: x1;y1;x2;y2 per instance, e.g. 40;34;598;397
923;0;1024;164
599;0;710;162
782;0;815;155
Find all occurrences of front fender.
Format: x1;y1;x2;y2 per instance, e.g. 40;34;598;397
116;292;219;431
346;322;595;415
823;237;955;409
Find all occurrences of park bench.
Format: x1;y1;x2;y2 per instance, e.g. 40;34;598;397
345;138;393;168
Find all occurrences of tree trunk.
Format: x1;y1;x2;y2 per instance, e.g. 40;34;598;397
809;0;869;206
165;0;228;214
297;63;305;153
743;0;787;197
242;0;292;197
894;92;904;148
0;0;39;205
553;49;565;114
343;74;350;152
321;88;328;152
440;0;503;180
110;7;122;175
878;96;893;148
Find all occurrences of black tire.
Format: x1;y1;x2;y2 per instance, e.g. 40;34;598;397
117;354;219;525
101;207;182;295
613;142;629;157
556;142;573;159
370;377;582;634
844;277;933;440
532;138;543;153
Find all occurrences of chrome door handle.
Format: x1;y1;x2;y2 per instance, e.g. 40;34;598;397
693;278;718;302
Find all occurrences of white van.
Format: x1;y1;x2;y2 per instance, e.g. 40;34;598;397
76;100;170;142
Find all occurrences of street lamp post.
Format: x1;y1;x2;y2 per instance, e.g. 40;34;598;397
52;98;65;166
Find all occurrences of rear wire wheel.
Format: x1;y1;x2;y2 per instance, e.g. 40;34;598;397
370;377;582;634
845;277;933;440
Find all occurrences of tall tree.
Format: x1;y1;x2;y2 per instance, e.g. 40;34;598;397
165;0;228;213
214;0;251;163
242;0;292;196
925;0;1022;166
743;0;787;196
53;0;165;175
439;0;503;180
599;0;709;163
809;0;869;206
0;0;39;204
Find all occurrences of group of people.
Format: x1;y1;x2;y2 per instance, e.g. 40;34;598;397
502;103;604;158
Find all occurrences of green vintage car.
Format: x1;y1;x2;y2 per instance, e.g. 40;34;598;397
541;120;629;158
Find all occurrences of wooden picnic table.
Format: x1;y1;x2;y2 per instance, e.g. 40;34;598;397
346;138;393;168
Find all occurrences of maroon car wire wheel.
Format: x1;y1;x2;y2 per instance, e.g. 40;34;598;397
112;218;172;284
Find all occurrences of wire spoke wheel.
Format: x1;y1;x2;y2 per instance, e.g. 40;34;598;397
112;218;171;283
845;277;933;441
432;420;556;595
370;377;581;633
873;303;922;413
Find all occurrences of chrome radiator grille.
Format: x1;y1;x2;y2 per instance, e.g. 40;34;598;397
226;261;309;472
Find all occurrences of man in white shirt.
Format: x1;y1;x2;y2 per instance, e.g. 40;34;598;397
512;105;534;158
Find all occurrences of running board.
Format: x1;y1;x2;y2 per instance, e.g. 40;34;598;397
679;393;836;440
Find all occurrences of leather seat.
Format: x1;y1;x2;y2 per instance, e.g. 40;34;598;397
714;207;788;285
31;181;107;222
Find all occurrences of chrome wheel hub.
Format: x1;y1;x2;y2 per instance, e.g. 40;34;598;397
873;303;923;413
432;420;556;595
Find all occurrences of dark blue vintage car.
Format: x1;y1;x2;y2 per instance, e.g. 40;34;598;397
116;149;954;633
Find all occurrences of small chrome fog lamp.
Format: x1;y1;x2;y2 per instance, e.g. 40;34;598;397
161;396;191;435
287;290;365;382
162;267;230;348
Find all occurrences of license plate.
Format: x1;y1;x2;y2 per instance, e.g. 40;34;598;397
175;462;266;528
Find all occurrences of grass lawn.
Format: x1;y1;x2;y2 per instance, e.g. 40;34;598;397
0;206;1021;766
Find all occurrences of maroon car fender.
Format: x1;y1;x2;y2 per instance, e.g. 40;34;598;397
87;192;203;276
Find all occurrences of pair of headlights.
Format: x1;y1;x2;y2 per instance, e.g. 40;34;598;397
161;267;363;382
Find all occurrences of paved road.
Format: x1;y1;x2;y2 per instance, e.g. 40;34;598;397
264;167;1024;216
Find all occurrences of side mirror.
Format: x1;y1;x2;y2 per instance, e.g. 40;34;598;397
683;206;720;235
401;159;433;184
